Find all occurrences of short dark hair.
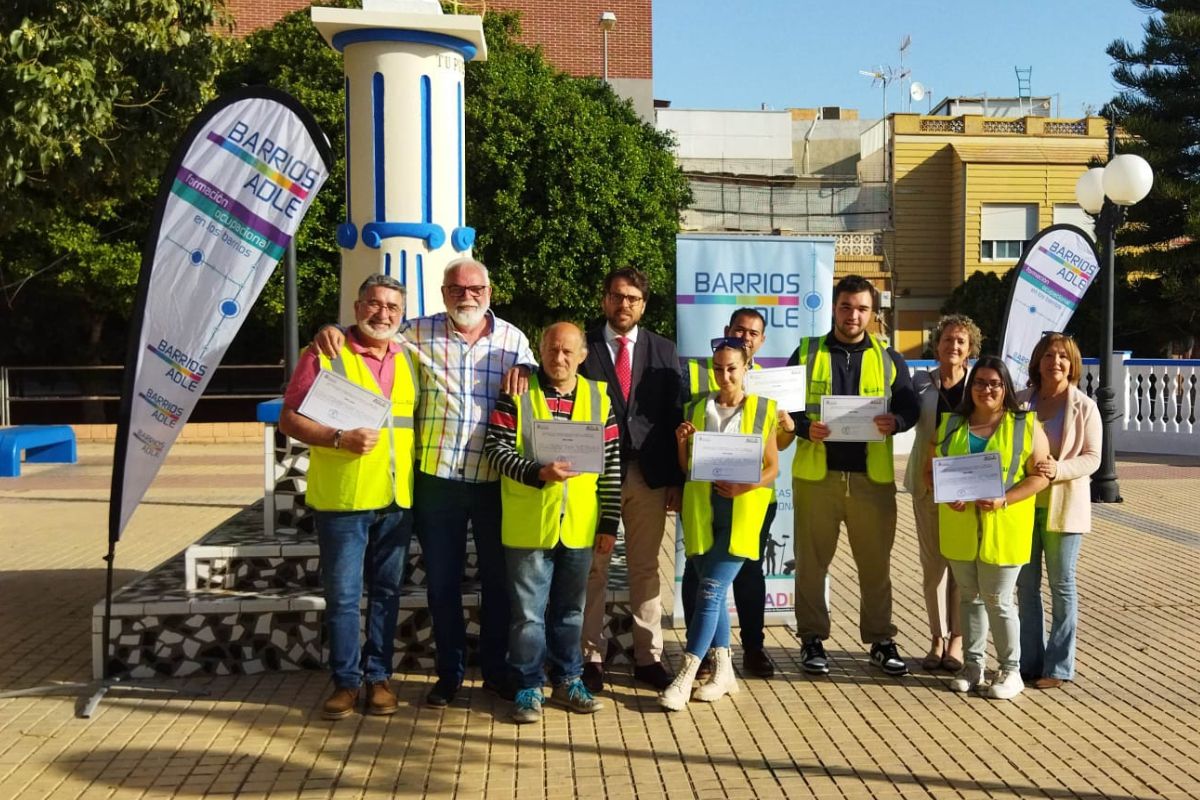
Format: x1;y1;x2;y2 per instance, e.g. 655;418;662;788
833;274;878;311
357;273;406;301
728;307;767;330
602;267;649;298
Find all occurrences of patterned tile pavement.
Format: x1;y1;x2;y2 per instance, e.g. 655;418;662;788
0;442;1197;799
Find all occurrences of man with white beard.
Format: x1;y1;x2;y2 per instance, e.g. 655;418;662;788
314;259;536;707
280;274;419;719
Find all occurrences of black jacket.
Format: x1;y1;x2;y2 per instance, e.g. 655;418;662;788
580;324;685;489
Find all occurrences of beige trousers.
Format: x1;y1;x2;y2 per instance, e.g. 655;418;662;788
912;491;961;640
793;473;898;643
582;462;673;666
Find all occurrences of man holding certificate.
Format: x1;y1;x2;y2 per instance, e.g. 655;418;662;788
681;308;797;679
279;274;418;720
779;275;919;678
484;323;621;724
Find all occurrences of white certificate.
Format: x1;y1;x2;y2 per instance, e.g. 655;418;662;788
297;369;391;431
932;452;1005;504
821;395;887;442
532;420;605;474
743;366;807;412
690;432;762;484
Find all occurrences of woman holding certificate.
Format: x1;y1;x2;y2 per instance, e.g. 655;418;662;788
904;314;982;672
661;338;779;711
928;356;1049;700
1015;333;1101;690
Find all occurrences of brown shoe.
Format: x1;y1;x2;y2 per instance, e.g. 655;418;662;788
1033;677;1064;690
582;662;604;693
322;686;359;720
633;661;674;691
366;680;399;715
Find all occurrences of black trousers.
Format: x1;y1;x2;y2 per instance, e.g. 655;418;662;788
682;502;776;651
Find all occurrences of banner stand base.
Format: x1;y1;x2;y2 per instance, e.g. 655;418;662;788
0;679;210;719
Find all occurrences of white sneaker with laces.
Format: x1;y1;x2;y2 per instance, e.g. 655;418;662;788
987;669;1024;700
949;662;985;694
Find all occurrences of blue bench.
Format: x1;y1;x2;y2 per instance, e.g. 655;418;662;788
0;425;77;477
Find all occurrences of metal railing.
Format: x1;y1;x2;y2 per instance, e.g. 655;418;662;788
0;364;286;426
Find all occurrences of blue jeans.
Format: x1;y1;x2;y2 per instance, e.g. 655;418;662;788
685;494;746;658
949;558;1022;671
414;472;508;686
682;502;775;650
1017;509;1082;680
504;543;593;689
314;504;412;688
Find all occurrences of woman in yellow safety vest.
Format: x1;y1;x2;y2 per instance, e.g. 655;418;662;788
660;338;779;711
926;356;1049;701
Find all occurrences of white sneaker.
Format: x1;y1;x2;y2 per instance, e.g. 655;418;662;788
949;662;985;694
986;669;1024;700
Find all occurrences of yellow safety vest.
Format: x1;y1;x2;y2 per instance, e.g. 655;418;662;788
305;344;417;511
792;334;896;484
500;375;611;549
936;412;1037;566
682;394;776;559
686;357;762;396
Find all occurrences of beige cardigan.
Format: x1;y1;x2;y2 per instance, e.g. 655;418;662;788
1017;385;1102;533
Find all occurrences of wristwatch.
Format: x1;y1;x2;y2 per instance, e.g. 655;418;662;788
333;429;344;449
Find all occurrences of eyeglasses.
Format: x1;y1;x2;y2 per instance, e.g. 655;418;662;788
710;336;750;352
606;292;644;307
444;284;488;299
971;380;1005;392
1041;330;1074;340
360;299;402;315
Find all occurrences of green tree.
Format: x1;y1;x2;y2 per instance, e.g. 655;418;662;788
0;0;231;362
221;5;690;347
1106;0;1200;356
939;269;1016;356
465;12;690;338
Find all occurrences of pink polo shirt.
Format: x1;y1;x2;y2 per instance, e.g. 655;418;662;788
282;326;403;410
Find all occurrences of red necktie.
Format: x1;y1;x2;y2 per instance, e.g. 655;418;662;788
615;336;631;401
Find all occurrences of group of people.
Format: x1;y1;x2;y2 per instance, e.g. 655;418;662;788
908;317;1101;699
278;262;1098;726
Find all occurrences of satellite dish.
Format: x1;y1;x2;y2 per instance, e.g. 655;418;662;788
910;82;926;102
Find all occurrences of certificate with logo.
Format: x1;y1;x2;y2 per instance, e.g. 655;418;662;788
690;432;763;484
743;366;807;412
298;369;391;431
932;452;1005;504
532;420;605;474
820;395;887;442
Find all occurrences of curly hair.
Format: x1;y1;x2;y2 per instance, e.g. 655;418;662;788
929;314;983;359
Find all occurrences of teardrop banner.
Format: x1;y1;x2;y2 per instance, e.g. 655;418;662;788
998;224;1100;389
109;87;333;542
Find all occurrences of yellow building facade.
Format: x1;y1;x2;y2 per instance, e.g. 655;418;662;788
883;114;1109;357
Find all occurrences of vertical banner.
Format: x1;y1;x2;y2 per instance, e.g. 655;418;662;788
674;234;835;624
1000;224;1100;389
109;87;333;541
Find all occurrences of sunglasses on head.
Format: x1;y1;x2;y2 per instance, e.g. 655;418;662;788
710;336;749;352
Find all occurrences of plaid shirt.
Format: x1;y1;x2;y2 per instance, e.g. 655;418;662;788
401;310;536;483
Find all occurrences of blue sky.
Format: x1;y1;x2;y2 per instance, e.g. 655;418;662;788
653;1;1154;117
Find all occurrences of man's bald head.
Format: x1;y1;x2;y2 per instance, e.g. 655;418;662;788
539;322;588;389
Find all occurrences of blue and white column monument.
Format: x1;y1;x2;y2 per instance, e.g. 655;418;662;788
312;0;487;322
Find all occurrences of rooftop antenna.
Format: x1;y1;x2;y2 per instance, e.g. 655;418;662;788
859;64;908;118
910;81;931;114
899;34;912;111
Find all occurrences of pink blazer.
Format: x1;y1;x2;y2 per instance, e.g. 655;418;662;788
1018;385;1102;533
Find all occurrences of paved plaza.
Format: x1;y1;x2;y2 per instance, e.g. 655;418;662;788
1;442;1198;799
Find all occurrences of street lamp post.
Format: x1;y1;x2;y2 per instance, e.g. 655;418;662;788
599;11;616;84
1074;121;1154;503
